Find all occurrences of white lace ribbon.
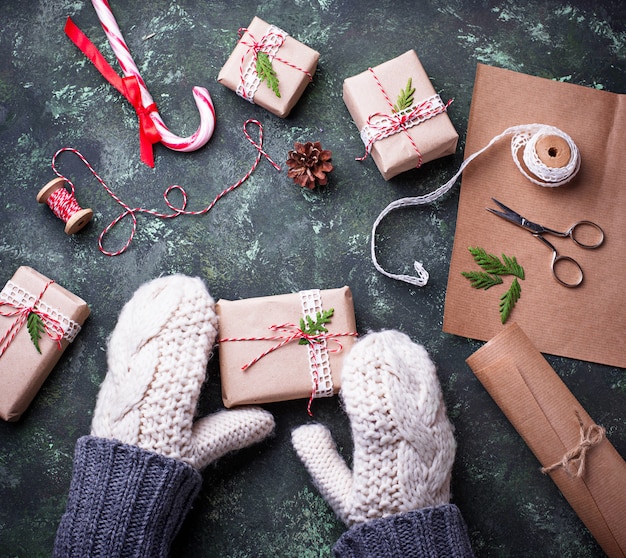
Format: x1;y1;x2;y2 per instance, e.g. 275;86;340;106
0;280;81;342
299;289;334;399
371;124;581;286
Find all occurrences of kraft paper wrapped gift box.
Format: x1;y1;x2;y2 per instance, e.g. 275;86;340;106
217;16;320;118
0;266;90;421
216;287;357;408
343;49;458;180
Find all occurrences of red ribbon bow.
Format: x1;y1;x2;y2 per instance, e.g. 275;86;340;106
0;281;64;358
64;17;162;167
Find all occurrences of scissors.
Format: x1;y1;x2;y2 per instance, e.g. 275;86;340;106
487;198;605;288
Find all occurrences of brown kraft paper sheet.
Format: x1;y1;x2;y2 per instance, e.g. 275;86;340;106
216;287;356;407
443;63;626;368
0;266;90;421
466;323;626;558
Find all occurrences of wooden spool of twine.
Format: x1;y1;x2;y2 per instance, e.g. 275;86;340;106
37;177;93;235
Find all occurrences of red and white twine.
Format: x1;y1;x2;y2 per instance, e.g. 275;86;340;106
0;280;64;358
357;67;452;167
48;119;280;257
236;25;313;102
219;323;357;416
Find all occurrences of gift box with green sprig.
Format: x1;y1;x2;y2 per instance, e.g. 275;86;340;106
343;50;458;180
216;287;357;412
217;16;320;118
0;266;90;421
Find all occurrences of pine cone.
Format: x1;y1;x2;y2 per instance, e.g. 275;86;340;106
286;141;334;189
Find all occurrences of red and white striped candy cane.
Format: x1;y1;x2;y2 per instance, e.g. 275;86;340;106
90;0;215;153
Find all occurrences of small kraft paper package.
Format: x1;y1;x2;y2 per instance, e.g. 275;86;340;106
218;16;320;118
343;49;458;180
216;287;357;409
0;266;90;421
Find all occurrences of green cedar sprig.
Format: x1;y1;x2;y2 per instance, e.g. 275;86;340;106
256;52;281;98
462;247;525;324
499;277;522;324
393;78;415;113
468;247;525;279
299;308;334;345
27;312;45;354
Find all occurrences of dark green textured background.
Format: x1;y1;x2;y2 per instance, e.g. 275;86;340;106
1;1;625;556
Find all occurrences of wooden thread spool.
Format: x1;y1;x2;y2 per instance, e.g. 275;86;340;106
37;177;93;235
535;134;572;168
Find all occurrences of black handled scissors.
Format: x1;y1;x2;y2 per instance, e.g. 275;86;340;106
487;198;605;287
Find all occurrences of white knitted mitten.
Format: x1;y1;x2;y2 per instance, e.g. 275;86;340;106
291;330;456;526
91;274;275;470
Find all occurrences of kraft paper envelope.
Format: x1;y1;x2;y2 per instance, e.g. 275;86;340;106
467;323;626;558
443;63;626;367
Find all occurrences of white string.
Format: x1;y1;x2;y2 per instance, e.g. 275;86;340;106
371;124;581;286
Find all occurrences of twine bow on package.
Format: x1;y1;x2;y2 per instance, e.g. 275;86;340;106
0;267;90;421
467;324;626;558
216;287;357;412
443;63;626;368
343;50;458;180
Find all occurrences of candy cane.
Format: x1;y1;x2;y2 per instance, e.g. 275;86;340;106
87;0;215;160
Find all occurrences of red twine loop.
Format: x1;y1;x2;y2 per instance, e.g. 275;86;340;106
357;67;453;168
219;323;357;415
0;281;64;358
50;119;280;257
237;27;313;100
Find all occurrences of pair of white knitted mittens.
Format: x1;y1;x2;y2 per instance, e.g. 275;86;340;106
91;273;456;521
292;329;457;526
91;274;275;470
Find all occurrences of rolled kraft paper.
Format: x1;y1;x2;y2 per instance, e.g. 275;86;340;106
466;323;626;558
37;177;93;235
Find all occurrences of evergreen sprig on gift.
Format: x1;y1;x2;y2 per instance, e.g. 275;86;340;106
462;247;525;324
299;308;334;345
393;78;415;113
256;51;281;98
27;312;45;354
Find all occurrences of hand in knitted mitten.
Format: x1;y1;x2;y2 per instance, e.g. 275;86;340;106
291;330;456;526
91;274;275;469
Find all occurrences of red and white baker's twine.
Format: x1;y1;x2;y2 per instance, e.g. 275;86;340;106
65;0;216;167
46;187;83;223
48;119;280;257
0;281;63;358
358;67;452;168
237;26;313;102
219;323;357;415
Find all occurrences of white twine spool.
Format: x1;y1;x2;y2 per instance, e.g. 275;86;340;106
371;124;581;287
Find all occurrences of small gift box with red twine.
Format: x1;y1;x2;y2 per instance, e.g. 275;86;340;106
218;16;320;118
0;267;90;421
216;287;357;414
343;50;458;180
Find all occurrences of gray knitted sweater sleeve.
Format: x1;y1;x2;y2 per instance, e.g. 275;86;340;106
332;504;475;558
53;435;202;558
